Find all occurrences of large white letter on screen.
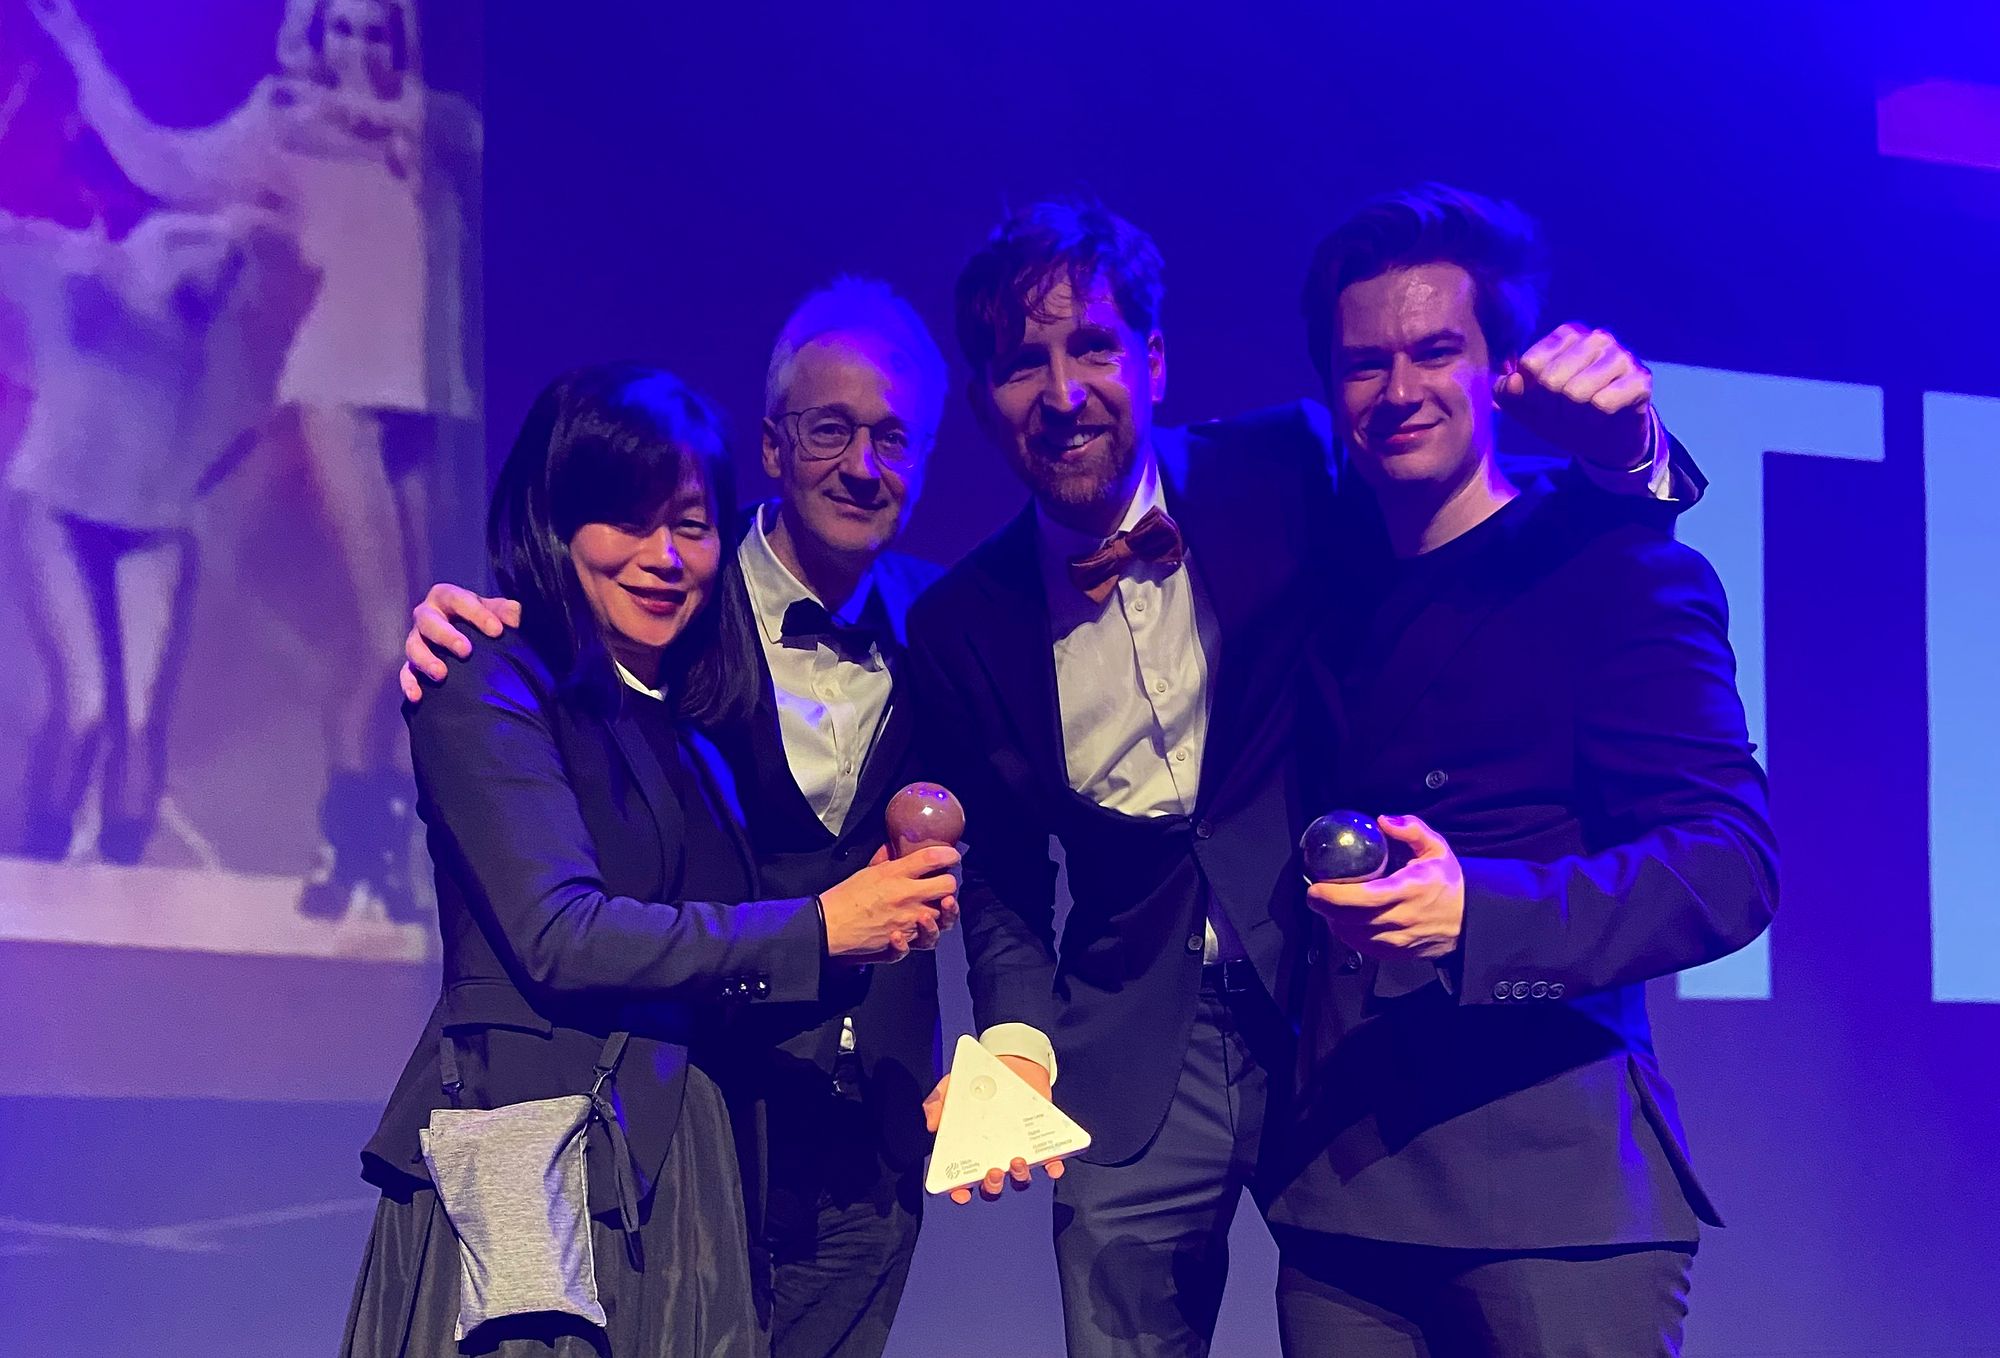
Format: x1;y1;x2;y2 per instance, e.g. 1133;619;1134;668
1924;391;2000;1003
1649;364;1885;999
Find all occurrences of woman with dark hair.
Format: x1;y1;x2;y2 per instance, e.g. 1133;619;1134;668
341;365;959;1357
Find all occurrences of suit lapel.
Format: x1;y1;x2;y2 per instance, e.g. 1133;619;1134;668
681;728;760;888
1158;423;1273;806
605;701;686;894
962;505;1067;792
844;648;914;839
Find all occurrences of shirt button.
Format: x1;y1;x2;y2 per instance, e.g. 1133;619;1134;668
1174;749;1188;763
1154;679;1169;694
1133;598;1147;613
1186;933;1204;953
1425;769;1448;790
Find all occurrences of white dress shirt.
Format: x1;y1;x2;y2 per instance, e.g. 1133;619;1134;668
736;503;894;834
981;453;1230;1085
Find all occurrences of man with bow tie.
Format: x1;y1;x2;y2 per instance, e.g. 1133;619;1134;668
906;198;1702;1357
399;276;949;1358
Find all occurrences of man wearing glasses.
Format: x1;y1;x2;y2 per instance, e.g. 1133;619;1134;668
401;276;949;1358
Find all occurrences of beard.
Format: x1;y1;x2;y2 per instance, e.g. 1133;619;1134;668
1009;426;1140;521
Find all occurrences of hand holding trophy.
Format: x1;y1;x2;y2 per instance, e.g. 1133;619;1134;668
909;783;1091;1202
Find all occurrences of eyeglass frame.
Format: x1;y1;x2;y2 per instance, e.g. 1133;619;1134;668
775;406;927;468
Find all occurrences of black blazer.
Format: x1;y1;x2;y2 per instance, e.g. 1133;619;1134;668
1267;487;1777;1250
705;541;944;1169
906;405;1346;1163
360;629;830;1217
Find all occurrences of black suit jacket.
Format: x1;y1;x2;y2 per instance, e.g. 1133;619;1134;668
361;630;829;1217
705;540;945;1169
1267;487;1777;1250
907;405;1344;1163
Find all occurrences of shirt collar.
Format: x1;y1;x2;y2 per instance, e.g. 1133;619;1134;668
738;500;880;647
1036;445;1167;566
615;660;667;703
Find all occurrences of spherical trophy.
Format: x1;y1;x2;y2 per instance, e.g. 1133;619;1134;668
885;782;966;857
1300;809;1389;884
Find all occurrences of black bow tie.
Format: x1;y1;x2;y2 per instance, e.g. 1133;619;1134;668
780;597;884;655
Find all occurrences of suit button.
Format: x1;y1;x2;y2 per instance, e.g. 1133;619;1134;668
1530;981;1549;999
1548;982;1566;999
1339;950;1363;974
835;845;850;861
753;978;771;999
1186;933;1204;954
1194;820;1213;840
1425;769;1448;790
1493;981;1512;1001
1510;981;1531;1000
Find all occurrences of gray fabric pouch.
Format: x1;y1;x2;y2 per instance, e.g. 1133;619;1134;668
419;1031;636;1342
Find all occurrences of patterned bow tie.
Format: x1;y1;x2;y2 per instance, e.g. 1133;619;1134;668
1067;505;1187;605
781;596;883;655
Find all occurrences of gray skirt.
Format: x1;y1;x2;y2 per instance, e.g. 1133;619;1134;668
340;1065;765;1357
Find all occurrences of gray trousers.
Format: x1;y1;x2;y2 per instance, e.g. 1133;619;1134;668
1052;984;1290;1358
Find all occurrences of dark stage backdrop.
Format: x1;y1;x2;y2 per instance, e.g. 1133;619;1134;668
6;2;1999;1355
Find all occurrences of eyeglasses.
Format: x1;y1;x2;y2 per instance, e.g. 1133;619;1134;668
779;407;921;468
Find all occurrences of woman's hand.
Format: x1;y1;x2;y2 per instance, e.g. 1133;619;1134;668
820;844;960;964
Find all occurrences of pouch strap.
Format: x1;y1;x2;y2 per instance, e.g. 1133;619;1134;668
437;1033;463;1105
588;1031;639;1257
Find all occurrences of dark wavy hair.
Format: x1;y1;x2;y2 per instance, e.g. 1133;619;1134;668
1302;183;1548;388
486;364;756;726
953;197;1165;378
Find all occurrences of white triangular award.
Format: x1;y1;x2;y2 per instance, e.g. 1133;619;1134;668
925;1034;1092;1196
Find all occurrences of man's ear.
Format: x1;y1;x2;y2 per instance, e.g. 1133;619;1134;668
1147;330;1167;404
760;417;785;481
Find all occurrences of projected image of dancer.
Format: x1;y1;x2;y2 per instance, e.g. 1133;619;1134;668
29;0;481;917
0;7;318;865
0;203;315;863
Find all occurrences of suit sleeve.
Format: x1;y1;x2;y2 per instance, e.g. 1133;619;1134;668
408;640;826;1008
905;607;1063;1041
1500;427;1707;524
1453;535;1778;1003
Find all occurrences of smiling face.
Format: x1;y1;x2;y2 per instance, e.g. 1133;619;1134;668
974;275;1165;535
762;331;932;561
567;469;722;680
1331;262;1500;493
